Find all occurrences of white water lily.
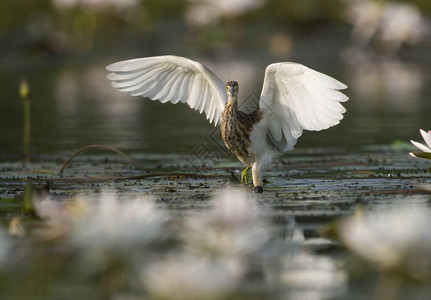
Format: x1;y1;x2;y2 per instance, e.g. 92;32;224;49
34;191;169;265
144;254;244;300
143;189;269;299
181;189;271;258
69;192;169;258
339;206;431;281
409;129;431;159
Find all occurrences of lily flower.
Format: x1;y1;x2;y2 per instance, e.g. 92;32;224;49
144;254;244;300
409;129;431;160
33;191;169;264
339;206;431;282
180;189;271;258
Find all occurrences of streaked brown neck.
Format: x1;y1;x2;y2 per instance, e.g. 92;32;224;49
227;94;237;105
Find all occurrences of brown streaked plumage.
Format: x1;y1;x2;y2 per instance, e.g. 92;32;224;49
221;100;261;166
221;81;263;192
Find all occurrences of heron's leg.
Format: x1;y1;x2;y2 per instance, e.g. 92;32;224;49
252;162;263;193
241;166;251;184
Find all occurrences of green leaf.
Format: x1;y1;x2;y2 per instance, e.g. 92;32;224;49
410;151;431;160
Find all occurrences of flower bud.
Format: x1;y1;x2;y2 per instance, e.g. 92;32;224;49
19;79;29;99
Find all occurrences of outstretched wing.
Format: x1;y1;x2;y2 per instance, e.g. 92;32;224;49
106;55;227;125
259;63;348;152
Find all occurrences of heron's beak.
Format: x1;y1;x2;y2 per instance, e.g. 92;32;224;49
228;87;236;96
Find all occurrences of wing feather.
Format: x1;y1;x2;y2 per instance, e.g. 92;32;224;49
152;71;179;102
161;72;183;103
113;66;165;89
199;85;209;114
207;99;216;123
259;63;348;152
106;55;227;125
176;73;191;104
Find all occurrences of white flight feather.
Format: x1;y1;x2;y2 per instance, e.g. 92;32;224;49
251;62;348;157
106;55;227;126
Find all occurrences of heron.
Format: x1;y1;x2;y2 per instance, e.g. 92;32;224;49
106;56;348;193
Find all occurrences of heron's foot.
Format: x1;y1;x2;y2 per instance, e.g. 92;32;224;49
254;186;264;193
241;167;251;185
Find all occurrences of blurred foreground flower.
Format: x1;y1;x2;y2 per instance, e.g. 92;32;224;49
144;254;243;300
181;189;271;258
339;207;431;282
35;192;169;264
144;189;271;299
409;129;431;160
70;193;169;260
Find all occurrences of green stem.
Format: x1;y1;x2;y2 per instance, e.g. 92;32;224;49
23;96;31;163
59;144;142;175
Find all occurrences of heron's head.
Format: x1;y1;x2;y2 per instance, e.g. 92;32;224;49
226;81;239;98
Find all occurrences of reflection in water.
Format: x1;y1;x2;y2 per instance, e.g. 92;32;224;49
144;254;244;300
343;49;423;112
54;64;144;151
1;52;429;157
53;0;139;10
56;65;137;117
277;251;346;300
264;227;347;300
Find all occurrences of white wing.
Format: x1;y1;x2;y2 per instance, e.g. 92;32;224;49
106;55;227;125
259;63;348;152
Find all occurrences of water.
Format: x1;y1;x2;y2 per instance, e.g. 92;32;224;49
1;32;431;299
1;42;431;159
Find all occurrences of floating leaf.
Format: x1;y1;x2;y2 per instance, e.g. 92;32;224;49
409;151;431;160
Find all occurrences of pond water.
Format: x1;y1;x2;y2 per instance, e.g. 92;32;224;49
1;33;431;299
1;40;431;158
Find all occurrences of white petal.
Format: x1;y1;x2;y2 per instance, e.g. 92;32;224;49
419;129;431;150
409;152;419;158
410;140;431;153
